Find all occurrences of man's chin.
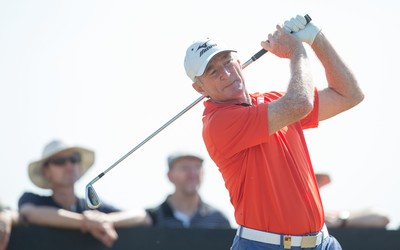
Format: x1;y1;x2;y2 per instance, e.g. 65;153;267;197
183;187;200;195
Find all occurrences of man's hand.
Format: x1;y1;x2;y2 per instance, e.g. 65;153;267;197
283;15;321;45
81;210;118;248
261;25;306;59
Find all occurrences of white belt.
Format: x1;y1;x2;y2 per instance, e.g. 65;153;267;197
236;224;329;249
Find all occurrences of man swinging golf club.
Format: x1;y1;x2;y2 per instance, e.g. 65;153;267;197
184;14;364;250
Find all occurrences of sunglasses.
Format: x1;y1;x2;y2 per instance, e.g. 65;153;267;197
46;153;81;166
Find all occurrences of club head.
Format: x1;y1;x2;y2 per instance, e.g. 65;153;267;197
85;183;101;209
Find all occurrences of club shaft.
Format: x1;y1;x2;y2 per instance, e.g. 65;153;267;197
89;95;205;185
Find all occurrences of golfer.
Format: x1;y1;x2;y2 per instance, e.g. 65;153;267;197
183;15;364;249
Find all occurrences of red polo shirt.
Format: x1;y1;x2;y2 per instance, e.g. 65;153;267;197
202;90;324;235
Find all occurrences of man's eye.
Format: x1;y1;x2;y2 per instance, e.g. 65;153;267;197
224;58;233;65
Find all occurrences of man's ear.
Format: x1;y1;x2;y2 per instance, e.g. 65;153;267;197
167;170;175;183
192;81;207;96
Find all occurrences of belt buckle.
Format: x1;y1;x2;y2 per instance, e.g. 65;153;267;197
301;235;317;248
283;236;291;249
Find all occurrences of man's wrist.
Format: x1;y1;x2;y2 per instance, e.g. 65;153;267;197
80;214;89;233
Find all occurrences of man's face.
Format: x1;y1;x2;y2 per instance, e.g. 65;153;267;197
168;157;203;196
193;51;246;104
43;150;81;188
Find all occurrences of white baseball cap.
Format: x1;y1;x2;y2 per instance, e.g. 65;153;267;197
184;37;236;82
167;151;204;169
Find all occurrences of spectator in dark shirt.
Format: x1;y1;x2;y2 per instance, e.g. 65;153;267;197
146;152;231;228
19;140;151;248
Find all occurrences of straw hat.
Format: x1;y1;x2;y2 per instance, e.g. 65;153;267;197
28;140;95;189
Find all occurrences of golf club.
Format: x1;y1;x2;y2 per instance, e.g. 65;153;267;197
86;14;312;209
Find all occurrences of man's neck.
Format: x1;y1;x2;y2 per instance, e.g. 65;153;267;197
168;193;200;217
52;186;77;210
211;92;253;106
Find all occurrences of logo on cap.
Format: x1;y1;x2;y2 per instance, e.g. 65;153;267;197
197;40;217;58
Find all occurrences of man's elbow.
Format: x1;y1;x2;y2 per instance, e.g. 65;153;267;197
296;98;314;118
355;89;365;106
19;204;37;224
348;86;365;109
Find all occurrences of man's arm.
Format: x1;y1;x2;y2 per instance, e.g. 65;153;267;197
107;209;152;228
325;208;389;228
282;15;364;121
312;32;364;121
20;204;118;248
20;203;85;228
0;210;19;250
261;25;315;135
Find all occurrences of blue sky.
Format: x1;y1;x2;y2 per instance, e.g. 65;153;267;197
1;0;399;229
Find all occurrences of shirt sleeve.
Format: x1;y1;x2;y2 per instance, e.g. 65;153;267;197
18;192;53;208
300;88;319;129
204;103;270;158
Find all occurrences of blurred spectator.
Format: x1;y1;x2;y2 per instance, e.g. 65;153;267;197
316;173;390;228
18;140;151;248
0;201;20;250
146;152;231;228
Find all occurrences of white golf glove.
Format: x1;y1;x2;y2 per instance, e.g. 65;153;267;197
283;15;321;45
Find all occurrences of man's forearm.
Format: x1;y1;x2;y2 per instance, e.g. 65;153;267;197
287;50;314;105
312;32;364;106
108;209;152;228
20;205;84;229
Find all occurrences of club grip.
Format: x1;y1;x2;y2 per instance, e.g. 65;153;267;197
248;14;312;63
251;49;268;61
304;14;312;24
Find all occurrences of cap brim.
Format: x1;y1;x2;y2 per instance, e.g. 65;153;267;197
195;49;236;80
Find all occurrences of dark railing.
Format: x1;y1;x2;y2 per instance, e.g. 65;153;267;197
8;225;398;250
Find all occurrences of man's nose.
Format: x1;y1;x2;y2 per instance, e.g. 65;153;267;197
219;65;230;79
